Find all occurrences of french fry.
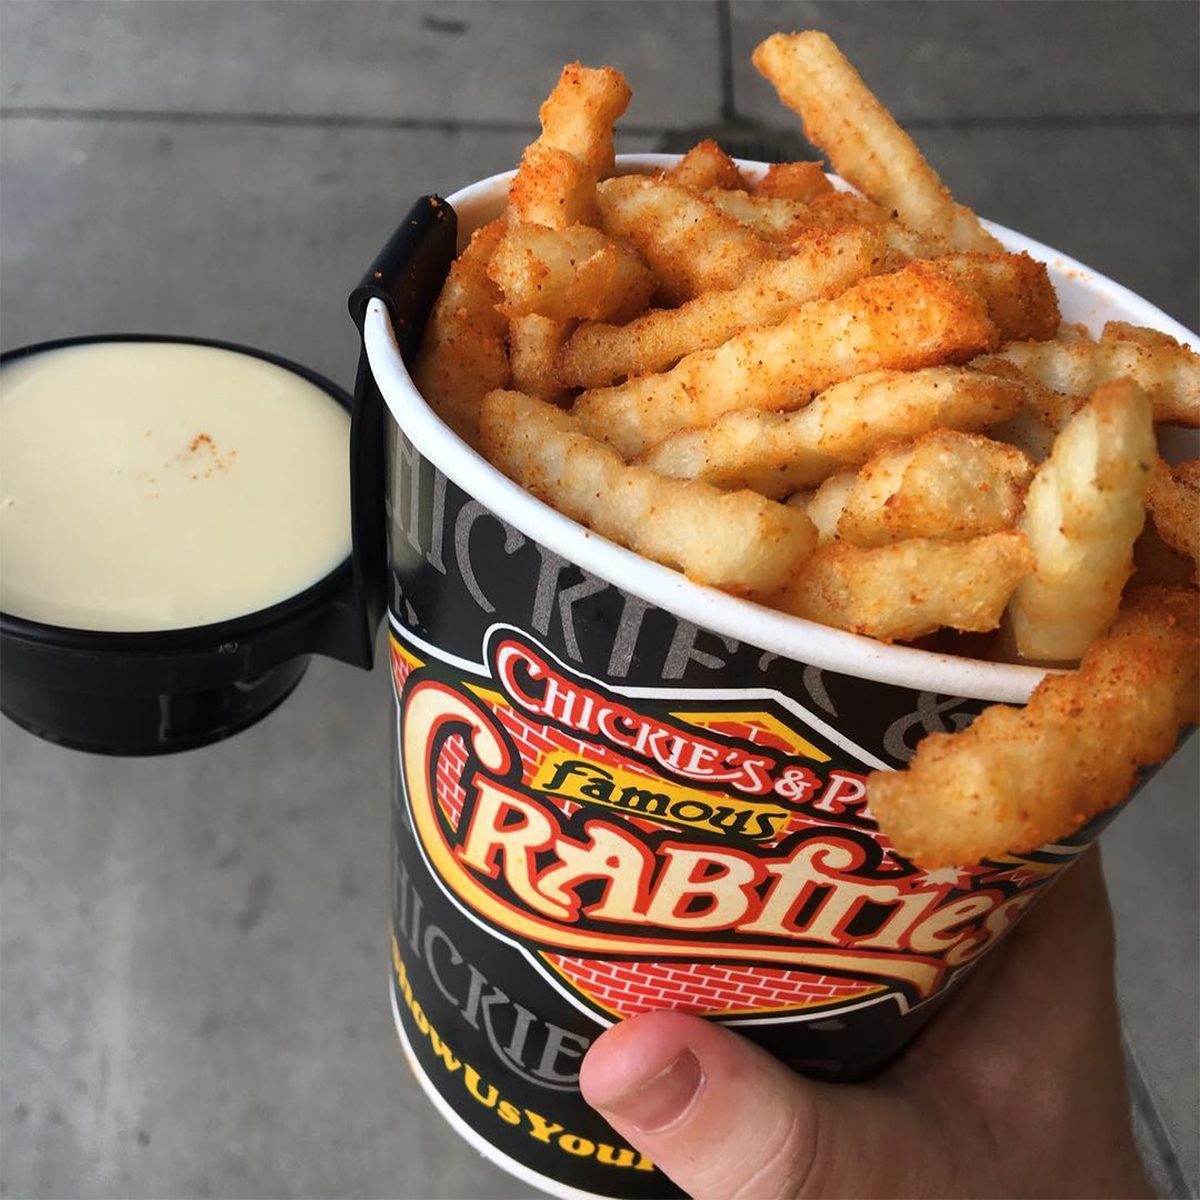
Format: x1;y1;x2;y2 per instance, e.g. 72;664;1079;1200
753;161;834;202
667;140;745;191
915;253;1060;343
596;174;775;303
868;586;1200;868
775;532;1032;641
752;32;1001;253
506;64;630;229
413;219;509;447
706;187;948;258
705;188;828;242
575;265;999;458
479;389;818;597
643;366;1030;496
533;63;632;177
813;431;1033;546
508;144;600;229
985;406;1059;464
803;474;854;542
509;314;573;404
487;222;655;323
1145;457;1200;571
998;322;1200;426
972;355;1083;430
1009;379;1156;662
558;224;887;388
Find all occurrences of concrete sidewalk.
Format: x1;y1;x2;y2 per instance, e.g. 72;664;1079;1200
2;4;1197;1197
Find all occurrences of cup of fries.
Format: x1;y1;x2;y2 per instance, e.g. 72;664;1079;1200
351;34;1198;1200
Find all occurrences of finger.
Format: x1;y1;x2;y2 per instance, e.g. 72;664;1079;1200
580;1010;823;1199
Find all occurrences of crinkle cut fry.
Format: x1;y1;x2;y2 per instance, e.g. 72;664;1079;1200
1009;379;1155;663
915;253;1060;343
1146;457;1200;571
574;264;999;459
775;532;1033;641
506;63;630;228
596;174;776;304
487;221;654;323
557;224;887;389
479;389;818;598
753;160;835;202
535;62;631;177
867;586;1200;868
666;140;746;192
752;31;1001;253
641;366;1032;498
998;323;1200;426
812;431;1034;547
412;219;509;447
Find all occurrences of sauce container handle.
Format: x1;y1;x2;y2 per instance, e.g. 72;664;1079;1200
329;196;458;669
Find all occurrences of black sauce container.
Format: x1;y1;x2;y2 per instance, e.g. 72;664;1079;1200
0;335;386;755
0;198;450;756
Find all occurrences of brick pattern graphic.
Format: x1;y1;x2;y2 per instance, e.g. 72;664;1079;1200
544;953;878;1018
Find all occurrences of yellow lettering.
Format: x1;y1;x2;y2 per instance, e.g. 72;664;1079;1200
525;1109;564;1144
463;1066;497;1107
597;1144;638;1168
559;1133;595;1157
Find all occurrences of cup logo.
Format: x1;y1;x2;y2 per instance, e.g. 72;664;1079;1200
391;621;1076;1024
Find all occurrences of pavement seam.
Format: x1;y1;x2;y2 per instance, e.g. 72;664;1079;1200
1;106;1196;134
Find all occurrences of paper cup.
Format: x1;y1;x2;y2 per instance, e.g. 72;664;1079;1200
359;157;1199;1200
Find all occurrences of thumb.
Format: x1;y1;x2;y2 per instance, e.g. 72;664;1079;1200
579;1010;826;1199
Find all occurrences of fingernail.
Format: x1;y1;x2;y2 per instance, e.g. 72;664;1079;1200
594;1050;703;1132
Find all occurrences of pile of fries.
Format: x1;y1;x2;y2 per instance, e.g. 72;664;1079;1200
413;32;1199;867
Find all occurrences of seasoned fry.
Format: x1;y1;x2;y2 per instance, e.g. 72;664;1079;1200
752;32;1001;253
643;366;1030;496
487;222;654;323
575;266;998;458
509;314;573;404
753;161;834;202
1009;380;1155;662
479;389;818;597
915;253;1060;343
868;586;1200;867
412;219;509;447
814;431;1033;546
998;322;1200;426
596;174;775;303
803;474;854;541
534;63;632;177
972;355;1082;430
705;188;827;242
558;224;887;388
1145;457;1200;570
775;532;1032;641
667;140;745;191
508;144;600;229
706;187;948;258
986;406;1059;463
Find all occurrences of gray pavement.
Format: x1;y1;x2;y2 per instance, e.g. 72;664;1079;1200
1;3;1198;1198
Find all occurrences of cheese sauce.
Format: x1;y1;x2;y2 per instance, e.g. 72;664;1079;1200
0;342;351;631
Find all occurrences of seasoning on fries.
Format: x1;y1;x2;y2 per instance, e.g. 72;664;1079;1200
410;29;1199;867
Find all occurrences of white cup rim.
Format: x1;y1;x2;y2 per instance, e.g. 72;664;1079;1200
364;155;1199;705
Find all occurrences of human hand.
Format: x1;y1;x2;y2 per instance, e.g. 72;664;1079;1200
579;848;1150;1198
